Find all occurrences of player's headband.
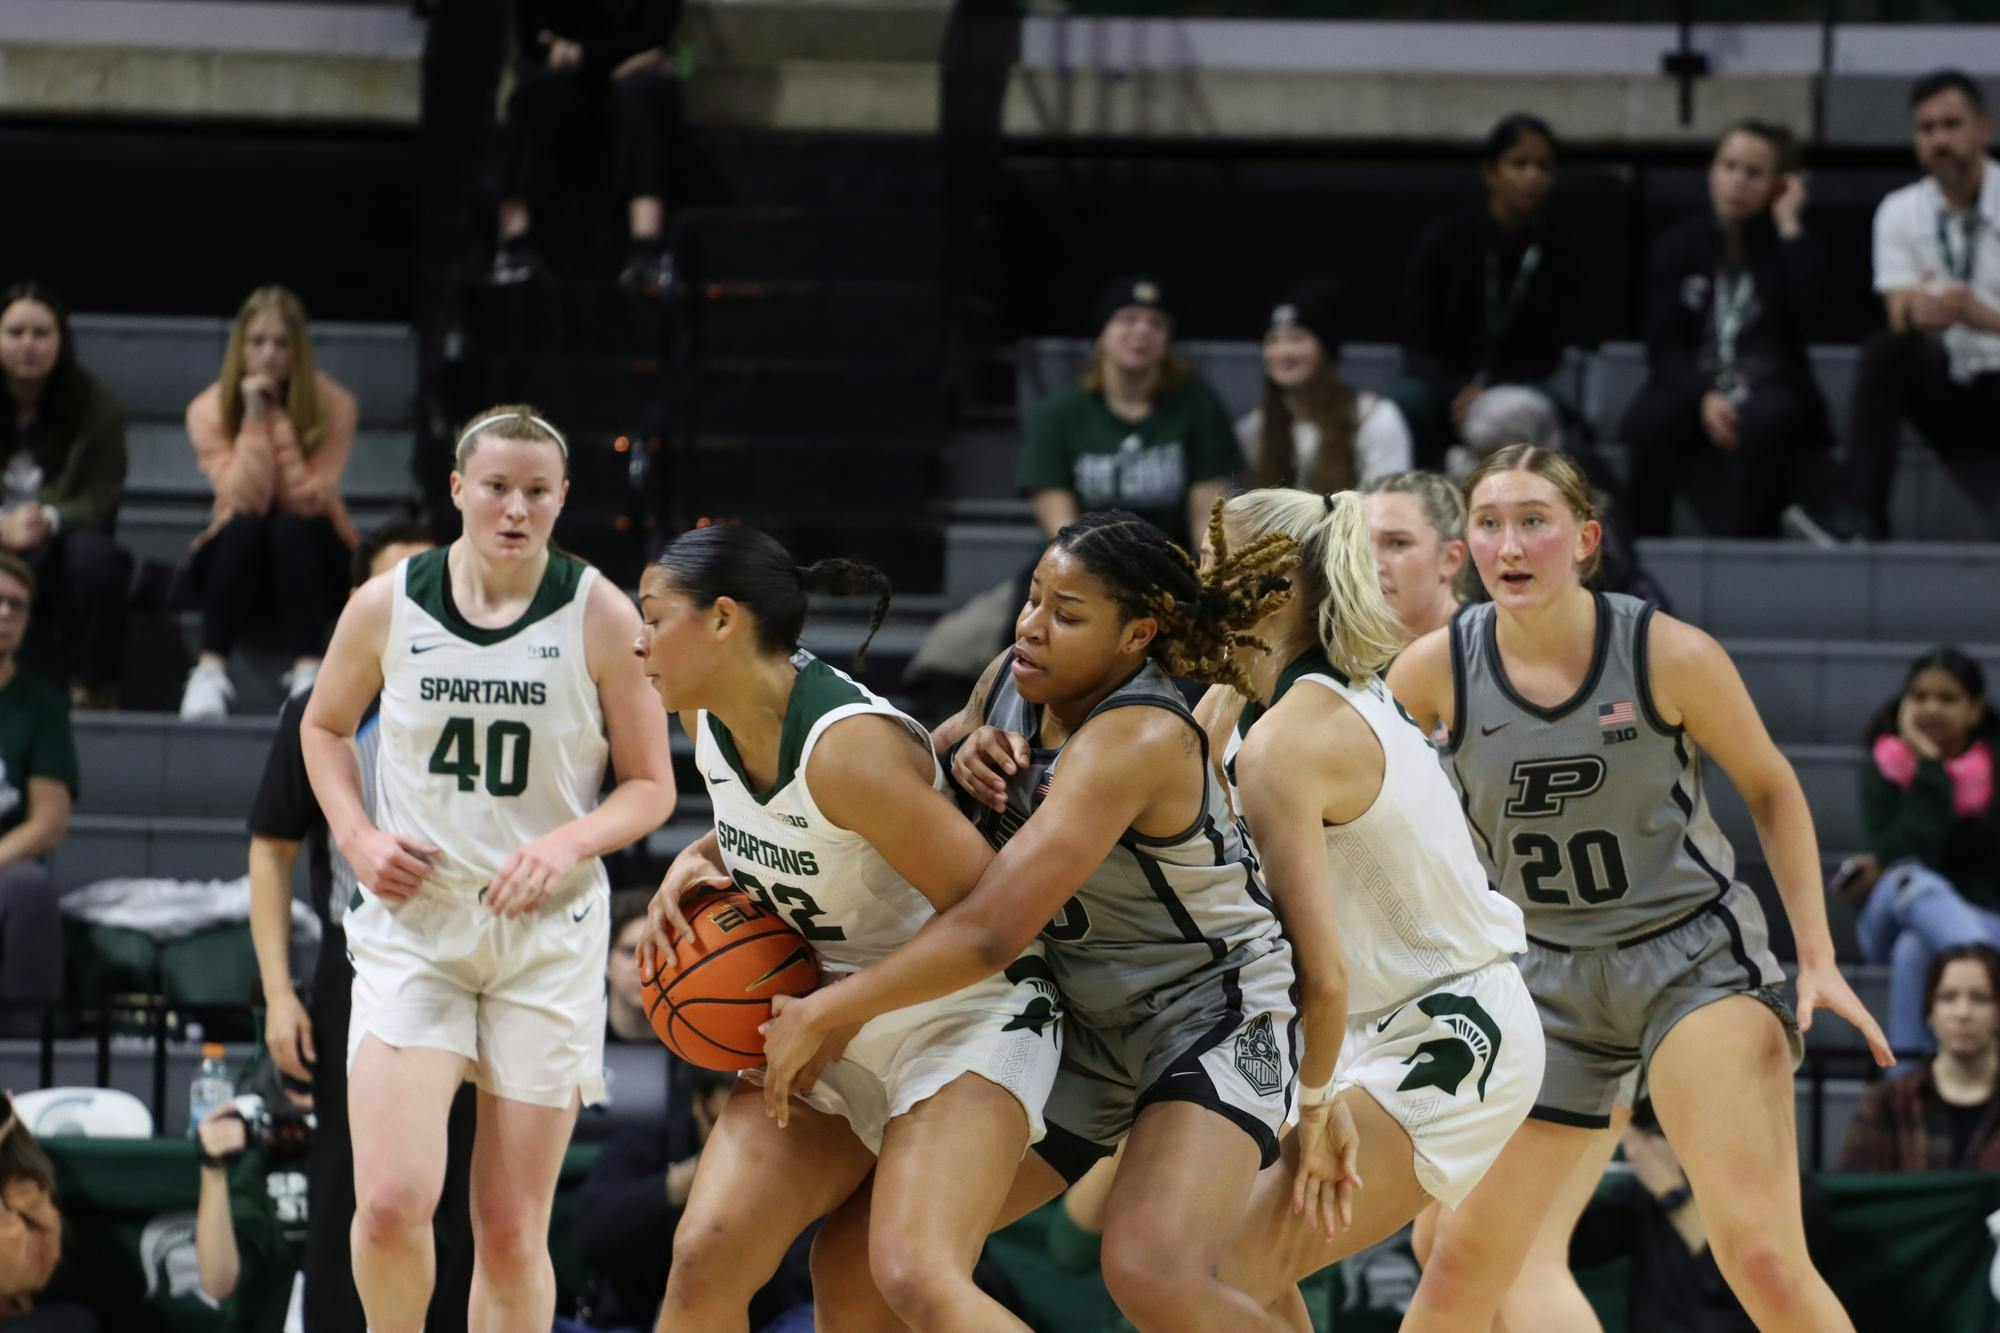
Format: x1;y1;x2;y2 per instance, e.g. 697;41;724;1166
455;413;568;459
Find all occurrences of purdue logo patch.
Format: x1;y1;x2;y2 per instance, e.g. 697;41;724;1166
1396;993;1504;1101
1233;1014;1283;1097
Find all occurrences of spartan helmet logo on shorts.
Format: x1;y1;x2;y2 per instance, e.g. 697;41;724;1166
1234;1013;1283;1097
1396;993;1504;1102
1001;955;1062;1037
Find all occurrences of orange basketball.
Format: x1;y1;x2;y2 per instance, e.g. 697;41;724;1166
642;887;819;1070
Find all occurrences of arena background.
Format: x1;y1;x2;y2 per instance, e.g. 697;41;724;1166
0;1;1997;1329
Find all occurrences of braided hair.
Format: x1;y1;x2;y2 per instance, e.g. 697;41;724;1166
1052;504;1299;694
653;523;893;670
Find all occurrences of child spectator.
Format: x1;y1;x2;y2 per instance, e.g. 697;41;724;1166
606;890;653;1045
1843;647;2000;1060
1620;121;1852;541
1360;471;1465;642
192;1055;313;1329
0;553;76;1038
0;282;129;712
1016;276;1238;550
572;1061;811;1330
1235;281;1412;492
492;0;682;292
1841;943;2000;1170
182;287;361;720
1385;114;1587;471
1845;70;2000;538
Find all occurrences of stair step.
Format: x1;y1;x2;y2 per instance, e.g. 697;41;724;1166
690;362;942;434
692;280;938;363
454;282;679;359
675;207;942;282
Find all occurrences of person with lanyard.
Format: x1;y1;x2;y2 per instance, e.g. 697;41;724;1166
1846;68;2000;539
1385;113;1586;473
1618;120;1855;542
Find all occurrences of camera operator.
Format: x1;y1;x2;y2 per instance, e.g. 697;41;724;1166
193;1056;313;1330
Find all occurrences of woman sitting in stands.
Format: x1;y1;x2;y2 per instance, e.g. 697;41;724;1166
0;282;129;711
1842;943;2000;1170
1235;281;1413;492
181;286;360;720
1017;276;1240;552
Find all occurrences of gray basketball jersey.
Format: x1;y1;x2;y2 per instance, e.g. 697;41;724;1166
977;655;1286;1029
1446;592;1738;947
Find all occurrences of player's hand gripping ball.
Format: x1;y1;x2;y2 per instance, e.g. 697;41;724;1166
641;887;819;1070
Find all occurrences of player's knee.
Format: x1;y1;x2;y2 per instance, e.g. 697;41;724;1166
470;1202;548;1274
1100;1230;1204;1324
867;1237;951;1328
1712;1225;1808;1311
1407;1232;1508;1320
665;1214;761;1306
353;1174;436;1246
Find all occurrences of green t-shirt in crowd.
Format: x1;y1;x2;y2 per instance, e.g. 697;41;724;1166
1016;377;1240;547
0;668;78;842
224;1148;308;1331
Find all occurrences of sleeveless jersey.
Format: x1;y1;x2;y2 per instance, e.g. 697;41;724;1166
1223;649;1526;1013
697;654;939;974
1446;591;1737;947
979;654;1285;1029
373;547;609;902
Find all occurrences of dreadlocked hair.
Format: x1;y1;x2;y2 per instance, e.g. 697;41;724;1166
1052;505;1299;694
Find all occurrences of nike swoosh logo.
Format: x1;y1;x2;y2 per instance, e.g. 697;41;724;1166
746;945;813;990
1480;722;1512;736
708;774;734;786
572;899;593;924
1376;1004;1406;1033
411;642;447;654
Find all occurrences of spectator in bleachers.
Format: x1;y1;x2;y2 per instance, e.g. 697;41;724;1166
1573;1097;1830;1333
1360;471;1465;641
492;0;681;292
1844;647;2000;1061
182;287;361;721
1621;121;1854;542
1840;942;2000;1170
606;889;653;1044
244;519;473;1333
570;1060;812;1332
1847;69;2000;539
0;1095;90;1332
192;1054;311;1329
0;282;129;713
0;552;75;1039
1017;276;1238;551
1235;281;1412;492
1386;113;1586;472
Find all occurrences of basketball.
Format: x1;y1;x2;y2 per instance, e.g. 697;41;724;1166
643;887;820;1070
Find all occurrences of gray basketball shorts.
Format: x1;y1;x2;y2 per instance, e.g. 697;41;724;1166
1034;937;1298;1184
1521;880;1802;1128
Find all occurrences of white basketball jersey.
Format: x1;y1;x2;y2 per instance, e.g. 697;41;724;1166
373;547;610;904
1225;649;1526;1014
696;654;939;974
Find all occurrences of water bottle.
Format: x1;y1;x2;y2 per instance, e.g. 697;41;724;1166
188;1043;233;1139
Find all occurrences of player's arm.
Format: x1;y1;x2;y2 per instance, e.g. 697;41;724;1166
301;575;436;901
811;714;995;914
488;578;676;915
760;707;1179;1120
929;646;1013;756
1385;624;1454;738
1235;699;1350;1096
935;647;1033;813
1649;615;1891;1065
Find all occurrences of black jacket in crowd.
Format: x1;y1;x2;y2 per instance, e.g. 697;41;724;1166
1639;212;1825;416
1399;206;1586;391
513;0;681;79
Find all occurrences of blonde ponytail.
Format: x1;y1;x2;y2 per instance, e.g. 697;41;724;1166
1222;488;1407;682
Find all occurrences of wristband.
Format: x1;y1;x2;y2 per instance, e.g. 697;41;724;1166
1298;1077;1336;1109
197;1147;242;1172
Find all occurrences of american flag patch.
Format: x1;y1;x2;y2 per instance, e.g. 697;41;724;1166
1599;700;1635;727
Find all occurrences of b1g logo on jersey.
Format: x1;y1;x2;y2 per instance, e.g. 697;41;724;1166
1234;1014;1284;1098
1396;993;1504;1102
1503;755;1606;818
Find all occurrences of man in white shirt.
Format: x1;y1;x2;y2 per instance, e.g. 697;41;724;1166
1848;69;2000;537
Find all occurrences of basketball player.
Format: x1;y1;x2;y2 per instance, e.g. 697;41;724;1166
300;406;675;1333
761;509;1308;1332
631;523;1062;1333
1171;489;1543;1309
1385;444;1889;1331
